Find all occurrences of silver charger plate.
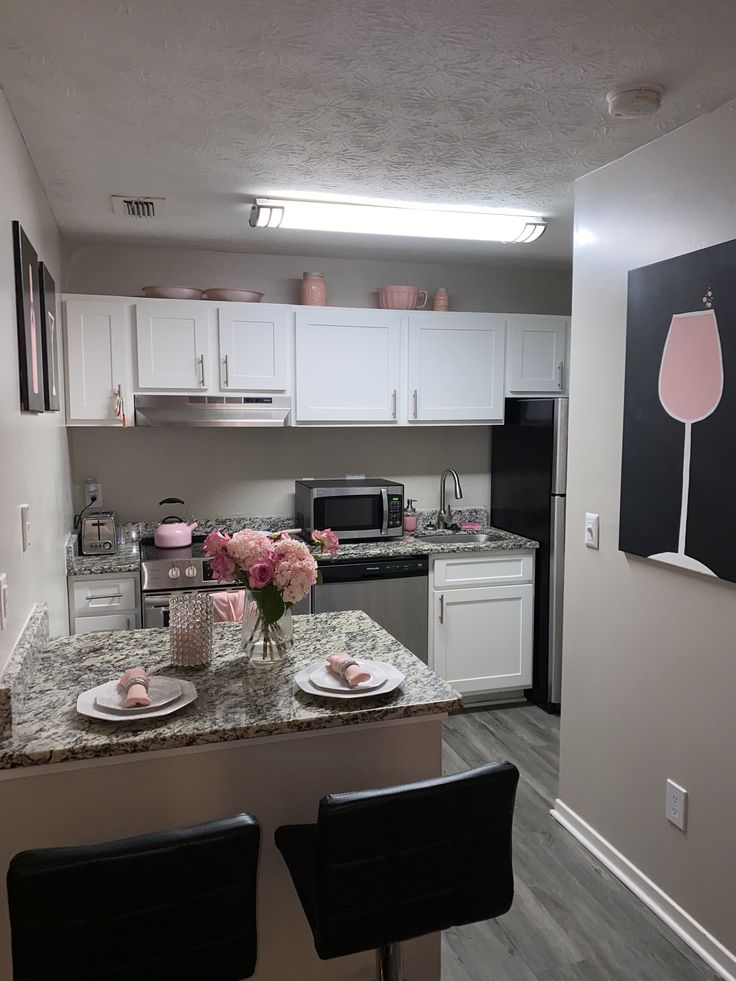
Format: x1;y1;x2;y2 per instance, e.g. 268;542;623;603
77;679;197;722
294;661;404;700
308;660;387;693
94;676;182;713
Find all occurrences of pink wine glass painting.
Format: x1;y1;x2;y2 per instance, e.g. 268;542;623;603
652;309;723;574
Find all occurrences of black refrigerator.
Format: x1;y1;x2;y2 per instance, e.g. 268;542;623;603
490;398;568;713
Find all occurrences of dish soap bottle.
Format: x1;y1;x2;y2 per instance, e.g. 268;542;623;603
403;499;418;533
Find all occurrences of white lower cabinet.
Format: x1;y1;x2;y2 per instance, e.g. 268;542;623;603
430;553;534;696
68;573;141;635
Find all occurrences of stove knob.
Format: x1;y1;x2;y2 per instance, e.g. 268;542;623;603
168;567;181;580
184;565;197;578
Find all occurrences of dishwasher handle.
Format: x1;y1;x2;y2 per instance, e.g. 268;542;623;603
439;593;445;624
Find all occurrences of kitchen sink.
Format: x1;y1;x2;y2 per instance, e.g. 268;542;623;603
415;532;507;544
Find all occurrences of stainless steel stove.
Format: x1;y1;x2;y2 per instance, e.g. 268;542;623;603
140;536;239;627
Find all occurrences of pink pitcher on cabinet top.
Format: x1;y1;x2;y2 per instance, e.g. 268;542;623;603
377;285;428;310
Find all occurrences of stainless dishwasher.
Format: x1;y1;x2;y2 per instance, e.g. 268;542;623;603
311;557;429;662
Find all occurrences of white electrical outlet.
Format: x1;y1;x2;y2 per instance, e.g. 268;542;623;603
84;478;103;507
666;779;688;831
585;512;600;549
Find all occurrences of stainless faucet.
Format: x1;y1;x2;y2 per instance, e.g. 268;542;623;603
437;468;463;529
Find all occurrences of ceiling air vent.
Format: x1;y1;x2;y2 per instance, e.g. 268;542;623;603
111;195;167;218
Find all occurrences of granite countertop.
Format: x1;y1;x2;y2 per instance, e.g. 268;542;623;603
0;611;461;770
66;523;538;578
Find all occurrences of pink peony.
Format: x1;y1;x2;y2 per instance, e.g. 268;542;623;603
311;528;339;556
271;536;318;603
248;560;274;590
209;551;237;581
203;529;230;555
228;529;274;571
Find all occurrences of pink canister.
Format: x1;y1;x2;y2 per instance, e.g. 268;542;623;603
301;271;327;306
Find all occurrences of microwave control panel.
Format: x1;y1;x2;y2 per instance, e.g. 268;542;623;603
388;494;403;528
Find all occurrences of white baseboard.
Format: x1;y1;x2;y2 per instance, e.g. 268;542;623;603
551;799;736;981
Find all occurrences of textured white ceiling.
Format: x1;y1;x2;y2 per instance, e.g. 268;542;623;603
2;0;736;264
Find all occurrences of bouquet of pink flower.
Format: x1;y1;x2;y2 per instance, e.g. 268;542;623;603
204;528;330;627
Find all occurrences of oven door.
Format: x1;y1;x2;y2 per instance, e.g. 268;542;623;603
312;487;396;540
143;592;175;628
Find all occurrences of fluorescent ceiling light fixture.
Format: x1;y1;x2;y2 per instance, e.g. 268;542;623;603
250;198;546;243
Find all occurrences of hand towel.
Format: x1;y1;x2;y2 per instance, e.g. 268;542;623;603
211;590;245;622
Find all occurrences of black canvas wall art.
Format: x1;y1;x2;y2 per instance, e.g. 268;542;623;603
620;237;736;582
12;222;44;413
39;262;60;411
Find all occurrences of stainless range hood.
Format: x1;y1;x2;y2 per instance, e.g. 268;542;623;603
134;395;291;428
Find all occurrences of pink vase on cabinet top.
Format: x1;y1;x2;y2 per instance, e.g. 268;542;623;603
377;285;428;310
301;271;326;306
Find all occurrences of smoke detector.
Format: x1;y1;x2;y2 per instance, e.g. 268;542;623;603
111;195;167;218
606;84;665;119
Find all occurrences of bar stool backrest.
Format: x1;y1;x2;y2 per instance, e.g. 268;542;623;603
7;814;261;981
313;762;519;959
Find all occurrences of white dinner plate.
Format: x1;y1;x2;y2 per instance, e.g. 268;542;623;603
77;679;197;722
308;660;387;693
94;676;182;713
294;662;404;700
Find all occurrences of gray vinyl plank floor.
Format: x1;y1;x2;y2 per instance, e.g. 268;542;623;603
441;706;718;981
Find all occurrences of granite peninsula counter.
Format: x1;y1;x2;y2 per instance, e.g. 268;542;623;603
0;610;458;979
0;611;460;770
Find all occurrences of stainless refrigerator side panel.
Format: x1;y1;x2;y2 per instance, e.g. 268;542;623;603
548;495;566;704
552;397;569;495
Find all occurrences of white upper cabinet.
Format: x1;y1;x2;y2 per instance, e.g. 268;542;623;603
506;314;568;394
218;304;290;392
407;313;506;423
65;300;133;425
295;309;401;423
135;300;209;389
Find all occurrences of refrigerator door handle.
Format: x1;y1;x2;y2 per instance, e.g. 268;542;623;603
548;495;566;704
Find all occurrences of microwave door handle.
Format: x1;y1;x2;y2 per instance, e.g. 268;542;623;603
380;488;389;536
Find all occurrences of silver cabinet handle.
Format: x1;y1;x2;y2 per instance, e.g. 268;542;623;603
557;361;564;390
86;592;124;601
224;355;230;387
413;389;418;419
392;389;397;419
198;354;206;386
439;594;445;623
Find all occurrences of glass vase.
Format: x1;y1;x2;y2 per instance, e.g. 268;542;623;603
241;589;294;666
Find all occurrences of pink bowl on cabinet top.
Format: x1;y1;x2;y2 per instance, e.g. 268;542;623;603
142;286;204;300
377;285;428;310
154;521;199;548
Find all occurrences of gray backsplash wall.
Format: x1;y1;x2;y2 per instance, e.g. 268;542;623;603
69;426;491;522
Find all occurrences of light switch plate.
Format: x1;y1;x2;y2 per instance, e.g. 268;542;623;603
20;504;30;552
585;512;600;549
0;573;7;631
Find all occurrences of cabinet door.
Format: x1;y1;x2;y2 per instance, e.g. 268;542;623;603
65;300;133;425
408;313;506;422
433;584;533;694
73;612;137;634
218;304;290;392
506;315;568;393
295;309;401;422
135;300;209;389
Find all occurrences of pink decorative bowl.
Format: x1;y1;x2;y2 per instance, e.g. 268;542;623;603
204;289;264;302
143;286;204;300
377;285;428;310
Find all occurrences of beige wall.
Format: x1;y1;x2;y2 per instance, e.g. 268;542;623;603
68;425;490;522
559;99;736;956
63;242;572;314
0;89;72;664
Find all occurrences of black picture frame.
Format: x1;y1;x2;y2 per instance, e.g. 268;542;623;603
39;262;60;411
12;221;45;413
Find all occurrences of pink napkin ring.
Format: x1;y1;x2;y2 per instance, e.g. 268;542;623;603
118;675;149;695
335;658;359;681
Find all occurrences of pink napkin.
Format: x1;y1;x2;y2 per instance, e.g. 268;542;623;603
117;667;151;708
211;590;245;622
327;653;371;689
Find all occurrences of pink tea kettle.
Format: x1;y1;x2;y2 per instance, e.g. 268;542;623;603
154;497;198;548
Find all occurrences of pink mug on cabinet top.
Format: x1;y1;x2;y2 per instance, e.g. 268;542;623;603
377;285;428;310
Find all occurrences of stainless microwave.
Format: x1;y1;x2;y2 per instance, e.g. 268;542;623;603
295;478;404;541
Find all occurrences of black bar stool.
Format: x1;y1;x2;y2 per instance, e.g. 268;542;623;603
7;813;261;981
275;762;519;981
